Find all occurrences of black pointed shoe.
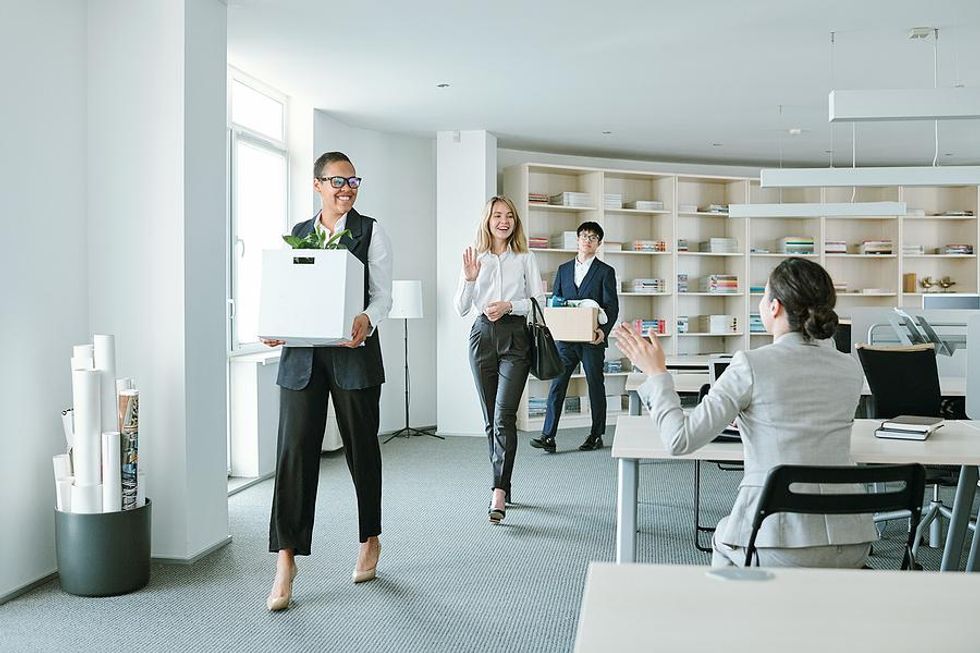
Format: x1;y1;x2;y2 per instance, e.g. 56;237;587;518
578;435;604;451
529;436;556;453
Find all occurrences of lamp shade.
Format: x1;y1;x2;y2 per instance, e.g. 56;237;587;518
390;280;423;319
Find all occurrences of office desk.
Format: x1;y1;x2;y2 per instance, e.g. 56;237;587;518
574;562;980;653
612;417;980;569
625;373;967;416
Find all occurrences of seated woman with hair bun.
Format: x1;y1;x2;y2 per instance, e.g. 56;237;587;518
614;258;878;568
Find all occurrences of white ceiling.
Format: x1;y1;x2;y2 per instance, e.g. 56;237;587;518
228;0;980;167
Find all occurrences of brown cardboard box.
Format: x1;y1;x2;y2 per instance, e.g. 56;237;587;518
543;306;599;342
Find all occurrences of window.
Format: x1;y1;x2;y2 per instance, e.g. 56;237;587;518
228;70;288;353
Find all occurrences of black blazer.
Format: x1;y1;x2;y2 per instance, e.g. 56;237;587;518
276;208;385;390
552;258;619;347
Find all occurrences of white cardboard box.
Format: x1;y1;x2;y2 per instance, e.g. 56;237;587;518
258;249;364;346
544;306;598;342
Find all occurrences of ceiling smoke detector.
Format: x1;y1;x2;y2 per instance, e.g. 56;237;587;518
908;27;934;40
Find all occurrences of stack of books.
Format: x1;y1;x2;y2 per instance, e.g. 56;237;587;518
750;247;771;254
676;316;690;334
679;204;698;214
550;231;579;249
602;241;623;251
699;237;739;253
942;243;974;255
563;396;582;413
628;239;667;252
833;281;848;293
860;240;893;255
903;244;925;255
631;318;668;335
704;204;729;214
626;278;666;293
676;273;689;293
528;235;549;249
603;359;625;374
779;236;815;255
939;210;975;216
825;240;848;254
750;284;766;294
625;200;664;211
677;239;689;252
528;397;548;417
528;192;550;204
549;191;591;208
874;415;944;441
603;193;623;209
749;313;765;333
703;274;739;294
696;314;738;334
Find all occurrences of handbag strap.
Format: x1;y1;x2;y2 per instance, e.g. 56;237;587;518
529;297;545;326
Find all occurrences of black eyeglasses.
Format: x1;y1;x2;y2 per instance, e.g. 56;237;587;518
317;176;362;189
578;234;601;243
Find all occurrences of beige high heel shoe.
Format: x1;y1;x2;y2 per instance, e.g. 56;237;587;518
266;564;298;612
352;542;381;584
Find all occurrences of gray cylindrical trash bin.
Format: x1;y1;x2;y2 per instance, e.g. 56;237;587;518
54;499;151;597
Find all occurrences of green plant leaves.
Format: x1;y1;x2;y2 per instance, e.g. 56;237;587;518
281;227;351;250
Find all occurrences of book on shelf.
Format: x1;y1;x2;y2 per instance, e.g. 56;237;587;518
703;204;729;214
750;247;771;254
627;239;667;252
779;236;815;255
825;240;848;254
833;282;848;293
859;240;893;255
676;273;689;293
625;278;666;293
631;318;668;335
695;314;738;334
603;193;623;209
624;199;664;211
750;285;766;294
941;244;974;255
549;191;591;207
749;313;765;333
550;231;578;249
676;315;689;334
698;237;739;253
602;240;623;251
677;238;689;252
528;192;550;204
902;244;925;255
937;210;974;217
529;236;550;249
702;274;739;294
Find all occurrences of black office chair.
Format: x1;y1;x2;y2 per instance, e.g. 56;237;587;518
856;343;964;556
693;383;744;552
745;463;926;569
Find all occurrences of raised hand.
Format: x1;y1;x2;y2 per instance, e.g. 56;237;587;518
462;247;481;282
612;322;667;375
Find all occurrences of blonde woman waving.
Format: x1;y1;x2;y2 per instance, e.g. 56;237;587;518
455;196;545;523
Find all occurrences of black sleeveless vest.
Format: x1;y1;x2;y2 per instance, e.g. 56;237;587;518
277;209;386;390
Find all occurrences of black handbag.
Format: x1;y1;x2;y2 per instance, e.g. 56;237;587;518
527;298;564;380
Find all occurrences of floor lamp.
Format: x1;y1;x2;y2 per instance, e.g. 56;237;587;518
384;280;442;442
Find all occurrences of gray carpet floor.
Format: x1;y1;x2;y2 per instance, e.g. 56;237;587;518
0;427;971;653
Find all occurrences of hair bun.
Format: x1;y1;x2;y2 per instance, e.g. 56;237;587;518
803;305;838;340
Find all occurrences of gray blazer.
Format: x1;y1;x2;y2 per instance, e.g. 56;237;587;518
638;331;879;548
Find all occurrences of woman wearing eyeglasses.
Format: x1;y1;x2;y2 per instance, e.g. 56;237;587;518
263;151;393;611
614;258;878;568
455;196;545;523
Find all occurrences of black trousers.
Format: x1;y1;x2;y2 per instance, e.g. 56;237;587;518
268;347;382;555
468;315;530;495
542;341;607;438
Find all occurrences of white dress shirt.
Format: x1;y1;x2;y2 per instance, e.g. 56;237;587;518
454;249;545;318
574;255;596;287
315;211;393;329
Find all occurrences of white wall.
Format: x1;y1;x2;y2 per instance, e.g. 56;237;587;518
87;0;228;560
0;0;89;601
313;112;437;432
435;130;498;436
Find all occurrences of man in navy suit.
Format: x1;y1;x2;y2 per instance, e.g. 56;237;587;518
531;221;619;453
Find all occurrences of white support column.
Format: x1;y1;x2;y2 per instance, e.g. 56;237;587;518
435;130;497;436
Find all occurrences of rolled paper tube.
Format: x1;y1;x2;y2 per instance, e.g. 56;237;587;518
70;484;102;514
71;370;102;486
61;409;74;450
70;357;94;371
119;390;139;510
93;335;116;434
52;453;72;480
115;377;135;395
101;432;122;512
136;472;146;508
73;344;94;359
56;477;74;511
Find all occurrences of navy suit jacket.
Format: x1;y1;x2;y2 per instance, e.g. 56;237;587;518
552;258;619;347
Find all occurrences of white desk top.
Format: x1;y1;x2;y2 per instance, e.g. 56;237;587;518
611;416;980;466
575;562;980;653
625;372;966;397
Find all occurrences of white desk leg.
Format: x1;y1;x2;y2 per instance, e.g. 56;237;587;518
616;458;639;564
940;465;979;572
628;391;641;416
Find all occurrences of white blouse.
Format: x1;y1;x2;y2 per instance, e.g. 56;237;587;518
454;249;545;318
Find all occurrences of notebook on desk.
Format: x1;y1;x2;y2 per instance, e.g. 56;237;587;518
707;357;741;442
875;415;944;441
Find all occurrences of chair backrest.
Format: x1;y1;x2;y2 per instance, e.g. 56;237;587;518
855;343;942;419
744;463;926;570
